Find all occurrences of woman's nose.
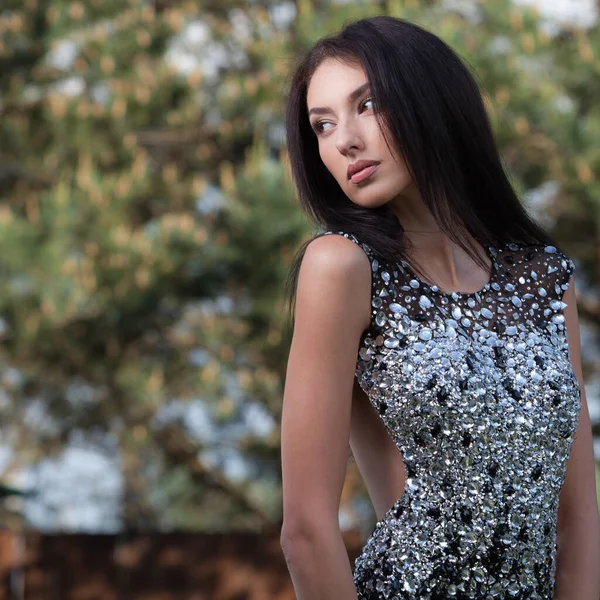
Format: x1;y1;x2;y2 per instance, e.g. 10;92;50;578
335;121;364;155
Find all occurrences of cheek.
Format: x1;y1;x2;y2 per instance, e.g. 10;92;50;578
319;145;345;182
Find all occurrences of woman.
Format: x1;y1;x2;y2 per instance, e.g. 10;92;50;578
278;15;600;600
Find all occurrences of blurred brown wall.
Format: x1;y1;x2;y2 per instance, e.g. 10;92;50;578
0;529;364;600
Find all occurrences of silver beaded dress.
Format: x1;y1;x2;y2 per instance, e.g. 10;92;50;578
323;231;581;600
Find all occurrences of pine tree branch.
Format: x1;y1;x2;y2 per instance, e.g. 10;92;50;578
154;423;277;530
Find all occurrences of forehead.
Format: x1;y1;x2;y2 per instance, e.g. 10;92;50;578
306;59;368;107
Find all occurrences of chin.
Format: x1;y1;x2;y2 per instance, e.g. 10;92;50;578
344;186;399;209
346;195;392;210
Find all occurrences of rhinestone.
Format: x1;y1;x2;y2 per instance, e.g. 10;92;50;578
419;328;432;341
376;311;387;327
474;568;486;582
419;295;433;310
550;300;566;311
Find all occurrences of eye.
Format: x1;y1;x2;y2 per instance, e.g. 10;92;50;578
312;120;333;135
360;96;374;112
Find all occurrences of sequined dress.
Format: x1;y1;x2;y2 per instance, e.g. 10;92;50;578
323;231;581;600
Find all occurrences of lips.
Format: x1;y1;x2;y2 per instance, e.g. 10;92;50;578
347;159;380;182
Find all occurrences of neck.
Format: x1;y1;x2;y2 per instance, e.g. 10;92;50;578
403;234;490;292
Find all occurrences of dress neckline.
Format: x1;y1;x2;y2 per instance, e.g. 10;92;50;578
398;245;498;299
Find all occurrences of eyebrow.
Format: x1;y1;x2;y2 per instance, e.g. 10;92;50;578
308;82;370;117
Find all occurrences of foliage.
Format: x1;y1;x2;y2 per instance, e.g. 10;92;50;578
0;0;598;531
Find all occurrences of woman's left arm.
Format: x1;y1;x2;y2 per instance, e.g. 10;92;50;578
554;274;600;600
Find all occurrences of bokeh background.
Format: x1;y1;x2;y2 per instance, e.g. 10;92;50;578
0;0;599;597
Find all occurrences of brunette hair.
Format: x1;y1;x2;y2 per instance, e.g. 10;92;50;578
283;15;557;319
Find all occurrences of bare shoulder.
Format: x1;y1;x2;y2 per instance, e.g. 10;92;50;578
295;233;373;332
301;232;372;275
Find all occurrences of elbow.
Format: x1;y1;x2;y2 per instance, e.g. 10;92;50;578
279;527;298;562
280;516;338;556
280;522;311;564
279;521;295;553
280;519;314;552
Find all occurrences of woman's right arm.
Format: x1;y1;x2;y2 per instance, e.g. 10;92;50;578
279;234;372;600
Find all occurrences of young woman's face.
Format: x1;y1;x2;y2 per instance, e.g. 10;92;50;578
306;58;415;209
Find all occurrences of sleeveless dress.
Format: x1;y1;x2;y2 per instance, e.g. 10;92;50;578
323;231;581;600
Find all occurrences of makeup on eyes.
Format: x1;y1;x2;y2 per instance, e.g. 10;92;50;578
310;95;373;135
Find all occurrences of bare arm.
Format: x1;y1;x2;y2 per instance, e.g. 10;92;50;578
279;234;371;600
554;275;600;600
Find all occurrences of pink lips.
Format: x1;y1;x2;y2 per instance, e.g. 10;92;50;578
350;163;379;184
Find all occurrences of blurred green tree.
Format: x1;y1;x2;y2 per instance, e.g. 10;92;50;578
0;0;598;531
0;0;307;531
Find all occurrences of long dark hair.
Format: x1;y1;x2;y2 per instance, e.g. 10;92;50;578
283;15;557;320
